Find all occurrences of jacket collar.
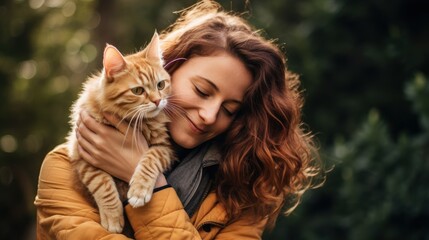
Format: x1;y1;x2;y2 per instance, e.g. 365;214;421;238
167;141;221;217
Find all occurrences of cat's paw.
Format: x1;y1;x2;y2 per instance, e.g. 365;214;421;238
127;181;154;208
99;208;124;233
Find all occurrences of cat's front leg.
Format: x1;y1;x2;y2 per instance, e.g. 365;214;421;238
127;159;158;207
127;146;172;207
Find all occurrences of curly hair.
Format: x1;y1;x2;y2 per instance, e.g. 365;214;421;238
160;0;324;227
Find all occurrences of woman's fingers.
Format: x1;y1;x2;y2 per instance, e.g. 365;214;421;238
76;137;96;166
76;130;98;166
79;111;98;133
77;116;97;146
79;110;125;147
102;112;146;152
75;110;149;182
103;112;130;135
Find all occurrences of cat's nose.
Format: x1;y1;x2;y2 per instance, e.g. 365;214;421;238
149;95;160;106
152;99;160;106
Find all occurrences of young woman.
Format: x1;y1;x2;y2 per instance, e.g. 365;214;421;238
35;1;324;239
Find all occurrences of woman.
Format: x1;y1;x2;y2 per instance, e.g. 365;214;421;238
35;1;324;239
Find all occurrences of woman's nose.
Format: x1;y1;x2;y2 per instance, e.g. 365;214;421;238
199;103;220;125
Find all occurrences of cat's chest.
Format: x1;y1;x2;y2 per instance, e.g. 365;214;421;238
140;117;168;143
140;124;153;142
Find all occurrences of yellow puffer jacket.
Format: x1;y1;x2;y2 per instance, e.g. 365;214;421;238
34;145;267;239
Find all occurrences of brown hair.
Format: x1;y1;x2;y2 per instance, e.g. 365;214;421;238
160;0;324;227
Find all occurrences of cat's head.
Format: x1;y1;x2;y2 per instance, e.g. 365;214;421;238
100;32;171;119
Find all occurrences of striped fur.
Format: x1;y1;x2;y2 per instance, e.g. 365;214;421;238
66;32;174;233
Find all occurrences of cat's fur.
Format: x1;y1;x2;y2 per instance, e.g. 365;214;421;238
66;32;174;233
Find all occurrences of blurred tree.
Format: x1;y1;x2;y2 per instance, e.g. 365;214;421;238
251;0;429;144
264;74;429;239
1;0;100;239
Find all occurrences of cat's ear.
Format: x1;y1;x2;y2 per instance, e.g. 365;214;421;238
146;31;163;65
103;44;126;78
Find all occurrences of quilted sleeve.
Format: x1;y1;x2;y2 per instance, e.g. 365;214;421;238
34;145;131;240
125;188;268;240
125;187;201;239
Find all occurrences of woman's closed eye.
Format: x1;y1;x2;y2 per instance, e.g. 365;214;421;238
193;81;240;116
222;106;235;116
222;103;241;117
194;85;210;97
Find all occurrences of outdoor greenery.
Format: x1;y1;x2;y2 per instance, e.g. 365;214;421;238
1;0;427;239
263;75;429;239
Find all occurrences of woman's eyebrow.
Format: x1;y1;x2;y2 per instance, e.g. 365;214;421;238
196;75;219;92
196;75;243;105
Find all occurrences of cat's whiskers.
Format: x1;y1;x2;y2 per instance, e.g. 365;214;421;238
119;105;148;160
164;94;187;121
120;106;143;151
164;106;186;122
124;104;154;157
117;105;140;126
131;111;141;158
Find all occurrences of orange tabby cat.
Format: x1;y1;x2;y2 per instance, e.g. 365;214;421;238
66;32;174;233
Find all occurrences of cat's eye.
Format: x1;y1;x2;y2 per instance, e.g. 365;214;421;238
157;80;166;90
131;87;145;95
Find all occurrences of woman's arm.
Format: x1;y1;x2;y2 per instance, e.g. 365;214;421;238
35;150;264;240
74;111;267;239
76;111;168;187
76;111;147;182
125;190;267;239
34;145;131;240
34;144;182;240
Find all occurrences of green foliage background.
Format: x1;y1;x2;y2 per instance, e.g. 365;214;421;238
1;0;427;239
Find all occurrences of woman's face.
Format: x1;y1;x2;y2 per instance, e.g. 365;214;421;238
168;51;252;149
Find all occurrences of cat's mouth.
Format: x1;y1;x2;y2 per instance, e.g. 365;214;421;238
145;108;162;118
121;105;164;123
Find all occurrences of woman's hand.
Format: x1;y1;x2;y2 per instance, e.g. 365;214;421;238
154;174;168;188
76;111;149;182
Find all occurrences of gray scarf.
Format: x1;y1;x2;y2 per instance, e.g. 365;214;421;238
121;142;221;237
166;142;221;217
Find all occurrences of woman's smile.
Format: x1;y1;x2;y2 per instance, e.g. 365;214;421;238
185;115;207;134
